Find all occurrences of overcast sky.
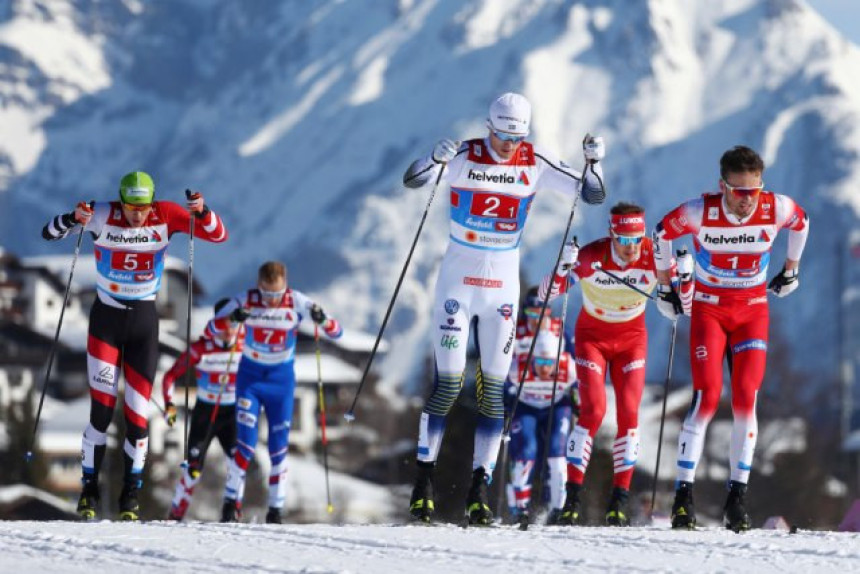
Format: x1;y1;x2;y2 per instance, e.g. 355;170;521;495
807;0;860;45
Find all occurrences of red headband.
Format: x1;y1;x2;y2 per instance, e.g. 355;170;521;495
610;212;646;235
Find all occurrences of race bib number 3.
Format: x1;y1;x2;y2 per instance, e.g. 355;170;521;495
110;251;154;271
470;193;519;219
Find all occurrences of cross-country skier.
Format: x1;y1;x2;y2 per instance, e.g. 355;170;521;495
163;299;243;521
403;92;606;524
41;171;228;521
217;261;342;524
539;202;693;526
507;328;577;525
653;146;809;531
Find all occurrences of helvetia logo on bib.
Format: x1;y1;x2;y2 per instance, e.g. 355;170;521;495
758;230;770;242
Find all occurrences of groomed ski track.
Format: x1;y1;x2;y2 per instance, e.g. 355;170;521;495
0;521;856;573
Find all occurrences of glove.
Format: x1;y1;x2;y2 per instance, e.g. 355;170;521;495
229;307;251;323
582;134;605;164
310;304;327;325
768;266;799;298
557;237;580;274
676;249;694;282
185;189;208;218
432;139;460;164
656;284;683;320
73;201;94;225
164;402;177;427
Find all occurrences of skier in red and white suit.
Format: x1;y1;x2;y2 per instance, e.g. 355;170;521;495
403;92;606;524
653;145;809;531
539;202;693;526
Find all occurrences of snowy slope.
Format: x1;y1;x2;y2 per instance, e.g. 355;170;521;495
0;521;857;574
1;0;860;396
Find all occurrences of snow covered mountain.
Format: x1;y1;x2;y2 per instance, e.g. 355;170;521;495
2;0;859;397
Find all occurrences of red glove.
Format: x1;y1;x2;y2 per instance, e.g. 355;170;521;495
74;201;94;225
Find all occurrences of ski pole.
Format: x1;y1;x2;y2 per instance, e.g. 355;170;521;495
26;226;85;462
591;262;655;300
650;317;678;515
526;281;572;530
183;190;196;462
315;326;334;514
344;165;446;422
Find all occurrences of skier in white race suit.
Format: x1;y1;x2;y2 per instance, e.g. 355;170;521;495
403;92;606;524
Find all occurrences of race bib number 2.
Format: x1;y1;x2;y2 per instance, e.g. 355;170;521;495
470;192;519;219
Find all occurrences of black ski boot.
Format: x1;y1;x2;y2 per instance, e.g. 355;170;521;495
118;481;141;522
557;482;582;526
409;461;435;522
220;499;242;523
724;481;751;532
466;467;493;525
671;481;696;529
605;487;631;526
545;508;563;526
265;507;282;524
76;477;100;521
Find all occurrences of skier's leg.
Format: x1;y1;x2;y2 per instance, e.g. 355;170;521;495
547;400;573;510
225;367;262;505
168;402;212;519
566;336;608;485
264;366;296;513
677;301;727;483
509;408;538;511
727;301;769;485
607;334;647;491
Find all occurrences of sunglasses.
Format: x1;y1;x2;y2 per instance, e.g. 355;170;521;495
259;288;286;300
492;129;526;143
122;202;152;212
723;179;763;197
612;233;644;246
524;308;542;319
534;357;556;367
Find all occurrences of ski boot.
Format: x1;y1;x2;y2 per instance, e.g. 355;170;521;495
220;498;242;523
545;508;563;526
724;481;751;532
167;499;189;521
118;481;141;522
76;477;100;522
605;487;631;526
466;467;493;525
557;482;582;526
265;507;282;524
409;461;435;523
671;481;696;529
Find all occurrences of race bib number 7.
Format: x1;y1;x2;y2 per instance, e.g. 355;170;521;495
252;328;287;345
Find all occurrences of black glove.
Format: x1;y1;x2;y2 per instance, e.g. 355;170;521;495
767;266;799;298
656;284;683;320
229;307;251;323
310;304;327;325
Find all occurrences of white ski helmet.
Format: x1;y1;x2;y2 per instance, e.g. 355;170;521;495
487;92;531;136
533;329;560;361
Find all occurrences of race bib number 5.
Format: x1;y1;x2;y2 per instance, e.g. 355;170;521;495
110;251;154;271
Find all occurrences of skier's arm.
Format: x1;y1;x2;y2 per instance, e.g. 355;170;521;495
776;194;809;270
534;138;606;205
294;290;343;339
654;199;702;284
162;199;228;243
162;343;202;406
41;201;104;240
402;140;465;188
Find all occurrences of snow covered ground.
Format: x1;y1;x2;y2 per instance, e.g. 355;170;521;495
0;520;857;574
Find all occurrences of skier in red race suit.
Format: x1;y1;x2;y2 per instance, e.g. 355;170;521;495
653;146;809;531
162;300;244;521
41;171;228;521
540;202;693;526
